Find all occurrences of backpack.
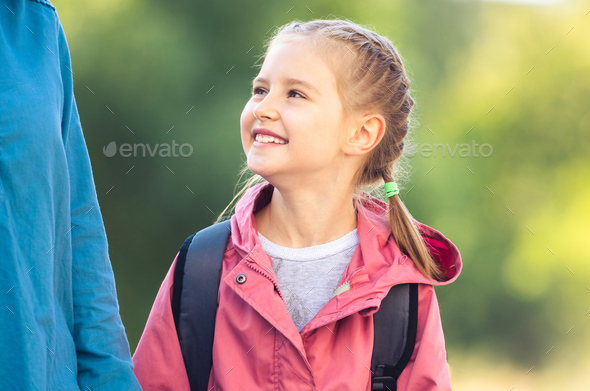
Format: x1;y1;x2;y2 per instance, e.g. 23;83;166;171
171;219;418;391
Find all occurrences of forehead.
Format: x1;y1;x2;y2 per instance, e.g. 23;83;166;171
257;40;338;95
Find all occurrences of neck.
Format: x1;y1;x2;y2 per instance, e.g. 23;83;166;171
254;183;358;249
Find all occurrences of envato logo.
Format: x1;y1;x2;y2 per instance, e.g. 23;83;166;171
405;141;493;158
103;141;193;158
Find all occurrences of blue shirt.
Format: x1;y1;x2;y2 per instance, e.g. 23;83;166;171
0;1;142;389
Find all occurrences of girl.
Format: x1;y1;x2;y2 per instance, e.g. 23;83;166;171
133;18;462;391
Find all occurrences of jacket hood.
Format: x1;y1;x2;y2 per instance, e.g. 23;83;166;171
229;181;462;312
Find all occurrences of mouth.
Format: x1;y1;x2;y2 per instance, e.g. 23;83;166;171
252;128;289;145
253;133;288;145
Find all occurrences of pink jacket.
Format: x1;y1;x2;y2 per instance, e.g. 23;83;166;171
133;181;462;390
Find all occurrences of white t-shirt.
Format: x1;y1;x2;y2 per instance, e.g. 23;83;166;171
258;229;359;332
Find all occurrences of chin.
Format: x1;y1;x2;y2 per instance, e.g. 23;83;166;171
247;158;277;180
247;161;269;177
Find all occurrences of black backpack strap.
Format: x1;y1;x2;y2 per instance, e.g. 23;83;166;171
171;219;232;391
370;283;419;391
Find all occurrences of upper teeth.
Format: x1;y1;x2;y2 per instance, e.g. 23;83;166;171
256;134;287;144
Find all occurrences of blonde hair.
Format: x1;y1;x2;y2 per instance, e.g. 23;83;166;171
216;18;446;281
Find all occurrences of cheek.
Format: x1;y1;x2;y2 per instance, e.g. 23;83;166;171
240;106;255;155
295;112;340;153
240;105;254;137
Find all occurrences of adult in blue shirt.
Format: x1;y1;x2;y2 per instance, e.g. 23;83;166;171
0;1;142;389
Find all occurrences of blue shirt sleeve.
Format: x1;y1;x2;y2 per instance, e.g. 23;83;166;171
1;1;141;388
57;9;143;391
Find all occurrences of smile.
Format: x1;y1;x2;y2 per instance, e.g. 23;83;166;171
254;134;287;145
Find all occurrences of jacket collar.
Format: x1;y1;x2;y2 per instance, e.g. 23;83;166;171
230;180;462;302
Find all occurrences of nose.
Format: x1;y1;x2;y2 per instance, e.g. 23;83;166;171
252;93;278;121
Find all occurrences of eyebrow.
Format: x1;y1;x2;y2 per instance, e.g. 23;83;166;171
252;76;321;96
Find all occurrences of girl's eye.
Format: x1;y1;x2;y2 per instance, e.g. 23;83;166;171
288;90;304;98
251;87;305;99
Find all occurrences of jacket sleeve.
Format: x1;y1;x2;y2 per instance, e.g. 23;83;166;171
396;284;452;391
60;19;142;391
133;254;192;391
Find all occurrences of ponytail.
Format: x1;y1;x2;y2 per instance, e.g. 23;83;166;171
382;174;447;282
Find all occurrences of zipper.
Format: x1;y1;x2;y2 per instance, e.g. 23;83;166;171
331;281;351;298
245;259;285;301
330;266;366;298
302;267;373;334
244;258;317;385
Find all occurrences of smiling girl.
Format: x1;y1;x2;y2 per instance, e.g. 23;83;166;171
133;18;462;391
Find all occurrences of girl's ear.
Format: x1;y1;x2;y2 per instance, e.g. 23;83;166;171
342;113;386;157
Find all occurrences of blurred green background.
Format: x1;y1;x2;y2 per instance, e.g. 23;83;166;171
53;0;590;388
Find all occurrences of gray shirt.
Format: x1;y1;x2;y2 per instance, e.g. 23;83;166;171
258;229;360;332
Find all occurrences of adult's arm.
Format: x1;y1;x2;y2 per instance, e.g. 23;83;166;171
59;16;142;391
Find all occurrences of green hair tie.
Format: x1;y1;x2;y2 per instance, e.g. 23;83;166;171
384;181;399;198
